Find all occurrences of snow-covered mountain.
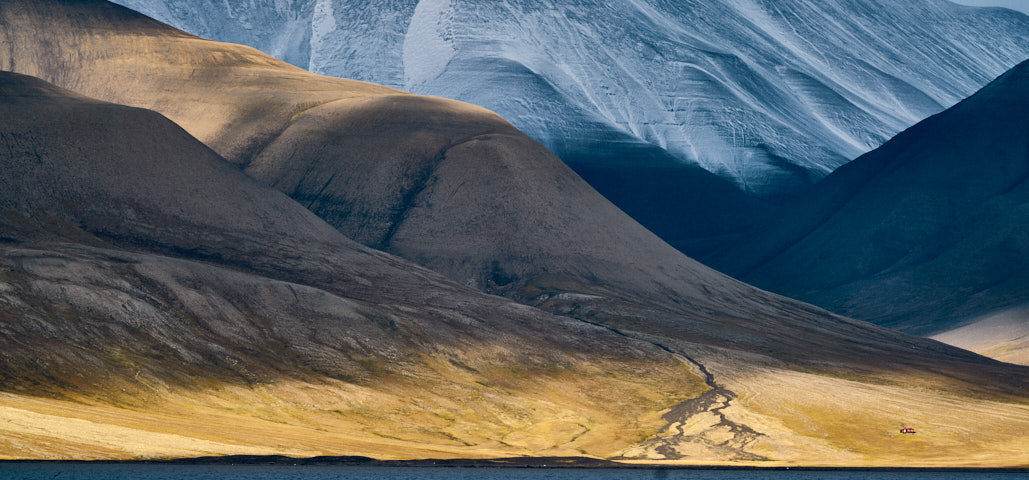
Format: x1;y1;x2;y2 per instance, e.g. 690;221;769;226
110;0;1029;197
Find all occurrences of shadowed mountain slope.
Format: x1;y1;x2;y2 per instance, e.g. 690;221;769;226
704;60;1029;358
1;1;1028;465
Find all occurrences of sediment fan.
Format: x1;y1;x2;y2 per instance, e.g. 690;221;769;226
0;0;1026;466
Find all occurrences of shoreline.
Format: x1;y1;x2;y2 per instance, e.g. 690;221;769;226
1;456;1026;472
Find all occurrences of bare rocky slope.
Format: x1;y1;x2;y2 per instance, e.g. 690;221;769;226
704;61;1029;363
0;0;1027;465
0;70;700;459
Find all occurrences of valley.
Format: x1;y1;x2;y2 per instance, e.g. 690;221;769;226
0;0;1026;468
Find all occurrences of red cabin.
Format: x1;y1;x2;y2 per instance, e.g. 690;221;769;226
900;427;916;434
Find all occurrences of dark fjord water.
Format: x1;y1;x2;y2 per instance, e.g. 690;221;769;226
1;464;1025;480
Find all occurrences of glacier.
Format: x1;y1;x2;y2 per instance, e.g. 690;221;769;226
109;0;1029;197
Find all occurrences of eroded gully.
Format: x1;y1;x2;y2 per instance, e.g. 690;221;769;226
577;319;767;461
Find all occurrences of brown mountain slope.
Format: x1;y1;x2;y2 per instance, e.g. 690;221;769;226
0;0;736;309
0;0;1009;370
0;70;700;459
1;0;1028;465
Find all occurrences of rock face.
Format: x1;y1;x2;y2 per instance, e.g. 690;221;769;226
704;61;1029;348
110;0;1029;198
2;0;1028;465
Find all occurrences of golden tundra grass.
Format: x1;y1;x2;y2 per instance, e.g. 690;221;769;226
721;368;1029;467
4;360;1027;466
0;355;704;460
